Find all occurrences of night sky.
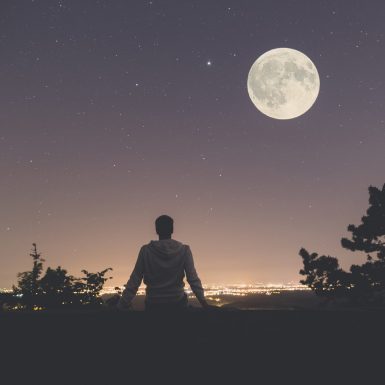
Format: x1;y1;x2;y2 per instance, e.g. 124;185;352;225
2;0;385;288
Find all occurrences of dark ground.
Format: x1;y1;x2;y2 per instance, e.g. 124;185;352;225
1;307;384;384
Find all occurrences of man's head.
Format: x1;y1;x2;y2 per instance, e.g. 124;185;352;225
155;215;174;238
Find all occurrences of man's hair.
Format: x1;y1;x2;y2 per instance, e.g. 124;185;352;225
155;215;174;236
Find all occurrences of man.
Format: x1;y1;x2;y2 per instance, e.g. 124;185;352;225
117;215;210;311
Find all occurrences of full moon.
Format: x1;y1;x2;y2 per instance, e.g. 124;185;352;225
247;48;320;119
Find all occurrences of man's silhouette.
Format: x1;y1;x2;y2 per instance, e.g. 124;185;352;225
117;215;209;311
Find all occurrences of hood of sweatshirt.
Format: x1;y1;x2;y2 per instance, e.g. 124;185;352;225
148;239;185;259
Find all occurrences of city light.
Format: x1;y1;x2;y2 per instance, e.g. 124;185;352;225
100;283;310;297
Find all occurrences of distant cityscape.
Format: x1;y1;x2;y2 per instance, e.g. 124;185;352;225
0;283;309;296
1;283;313;311
1;283;309;295
99;283;310;297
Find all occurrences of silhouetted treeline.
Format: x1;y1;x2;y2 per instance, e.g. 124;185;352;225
300;183;385;306
0;243;112;311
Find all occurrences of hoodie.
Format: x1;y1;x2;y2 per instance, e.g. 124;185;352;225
119;239;205;306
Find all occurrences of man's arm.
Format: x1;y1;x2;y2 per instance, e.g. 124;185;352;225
184;246;209;308
117;247;144;310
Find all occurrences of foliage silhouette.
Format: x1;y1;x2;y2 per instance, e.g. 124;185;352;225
75;268;113;306
13;243;45;309
9;243;112;310
300;183;385;305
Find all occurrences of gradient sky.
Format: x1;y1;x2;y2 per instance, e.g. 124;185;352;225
1;0;385;288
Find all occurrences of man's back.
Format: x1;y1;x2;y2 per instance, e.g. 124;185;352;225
119;237;205;309
142;239;187;303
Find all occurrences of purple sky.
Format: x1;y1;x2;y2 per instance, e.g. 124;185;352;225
1;0;385;287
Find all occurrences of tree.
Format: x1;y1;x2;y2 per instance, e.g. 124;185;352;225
11;243;112;310
39;266;76;307
341;184;385;260
299;249;350;300
299;183;385;305
13;243;45;309
75;269;113;306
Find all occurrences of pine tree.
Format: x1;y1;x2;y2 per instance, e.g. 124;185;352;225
13;243;45;309
299;183;385;305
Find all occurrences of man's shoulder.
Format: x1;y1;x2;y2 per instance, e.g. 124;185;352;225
172;239;189;248
141;240;191;254
140;243;151;251
143;239;189;246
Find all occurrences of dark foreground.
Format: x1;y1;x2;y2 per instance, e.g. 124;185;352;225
1;309;384;383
